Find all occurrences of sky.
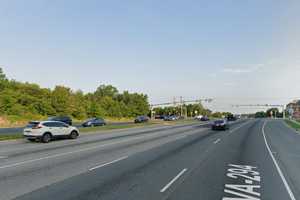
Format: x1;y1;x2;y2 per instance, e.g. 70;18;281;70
1;0;300;113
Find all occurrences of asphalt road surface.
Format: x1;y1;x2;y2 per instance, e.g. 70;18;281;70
0;122;134;135
0;119;299;200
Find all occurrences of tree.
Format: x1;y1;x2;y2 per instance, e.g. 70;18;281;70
255;111;267;118
212;112;223;118
0;68;6;81
51;86;73;115
94;85;118;99
266;108;280;118
0;72;151;120
0;68;8;92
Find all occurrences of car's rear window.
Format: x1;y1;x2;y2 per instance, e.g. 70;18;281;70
43;122;65;127
215;120;224;123
26;122;39;128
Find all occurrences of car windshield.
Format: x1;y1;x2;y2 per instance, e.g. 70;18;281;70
1;1;299;200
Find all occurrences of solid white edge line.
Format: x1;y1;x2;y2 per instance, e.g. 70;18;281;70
160;168;188;193
89;156;128;171
262;120;297;200
213;139;221;144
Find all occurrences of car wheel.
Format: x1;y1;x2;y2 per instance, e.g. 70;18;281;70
42;133;52;143
69;131;78;139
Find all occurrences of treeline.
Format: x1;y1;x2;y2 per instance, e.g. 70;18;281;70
255;108;283;118
153;103;212;117
152;104;233;118
0;68;149;120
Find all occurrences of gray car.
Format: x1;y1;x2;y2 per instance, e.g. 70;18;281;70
211;119;229;130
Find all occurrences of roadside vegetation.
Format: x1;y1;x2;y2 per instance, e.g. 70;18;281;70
284;119;300;132
0;67;232;128
0;134;23;141
0;68;149;127
153;105;231;119
254;108;284;118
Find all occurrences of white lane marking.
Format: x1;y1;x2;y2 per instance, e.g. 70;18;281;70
0;156;8;159
229;120;253;133
262;120;296;200
89;156;128;171
175;135;187;140
214;138;221;144
0;139;137;170
0;127;201;170
160;168;188;193
224;188;260;200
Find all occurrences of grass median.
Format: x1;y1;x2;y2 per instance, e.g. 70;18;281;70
284;119;300;132
79;122;158;133
0;119;197;141
79;119;197;133
0;134;23;141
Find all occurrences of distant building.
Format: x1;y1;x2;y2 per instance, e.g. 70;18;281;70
286;100;300;119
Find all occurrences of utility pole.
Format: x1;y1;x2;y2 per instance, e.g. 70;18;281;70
173;97;176;107
180;96;183;117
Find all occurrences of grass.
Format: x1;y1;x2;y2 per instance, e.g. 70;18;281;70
79;122;158;133
284;119;300;132
0;119;196;141
79;119;196;133
0;134;23;141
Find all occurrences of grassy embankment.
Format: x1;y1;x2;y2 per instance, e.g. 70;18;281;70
284;119;300;133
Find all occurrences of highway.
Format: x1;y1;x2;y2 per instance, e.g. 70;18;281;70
0;119;299;200
0;122;134;135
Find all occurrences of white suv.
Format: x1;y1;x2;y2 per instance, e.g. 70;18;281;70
23;121;79;143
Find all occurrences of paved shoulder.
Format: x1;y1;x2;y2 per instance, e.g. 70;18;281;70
263;119;300;199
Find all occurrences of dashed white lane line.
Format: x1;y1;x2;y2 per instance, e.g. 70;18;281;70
160;168;188;193
213;139;221;144
89;156;128;171
229;120;253;133
0;127;201;170
262;120;296;200
0;139;133;170
175;135;188;140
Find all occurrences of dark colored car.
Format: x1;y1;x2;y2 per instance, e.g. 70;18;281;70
134;116;149;123
155;115;165;119
164;115;178;121
82;118;106;127
200;116;210;121
48;116;72;125
227;114;237;121
212;119;229;130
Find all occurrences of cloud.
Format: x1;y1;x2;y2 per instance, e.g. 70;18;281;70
222;64;264;74
224;82;236;87
208;73;217;78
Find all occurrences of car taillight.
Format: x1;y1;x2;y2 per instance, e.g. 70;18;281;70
32;124;42;129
